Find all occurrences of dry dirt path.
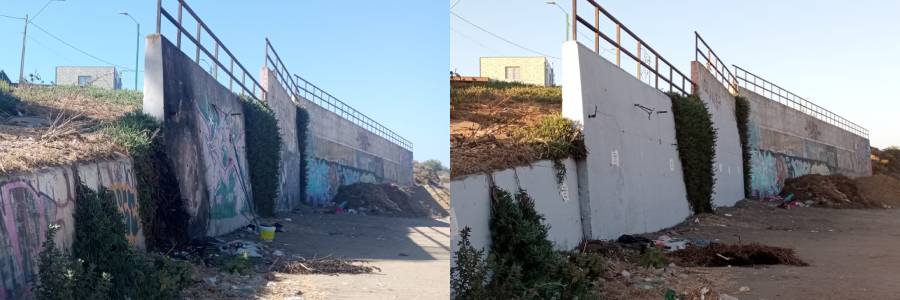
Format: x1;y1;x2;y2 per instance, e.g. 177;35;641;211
670;200;900;299
257;214;450;299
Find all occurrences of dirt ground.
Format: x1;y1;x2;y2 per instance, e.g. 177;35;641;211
183;213;450;300
656;200;900;299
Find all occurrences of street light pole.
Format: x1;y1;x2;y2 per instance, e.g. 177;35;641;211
546;1;570;41
120;12;140;90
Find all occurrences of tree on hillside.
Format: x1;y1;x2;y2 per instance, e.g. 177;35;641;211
0;70;10;84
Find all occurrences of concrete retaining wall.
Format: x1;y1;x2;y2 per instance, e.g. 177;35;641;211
692;62;746;206
561;41;691;239
0;157;144;299
741;87;871;198
450;159;583;253
143;34;253;237
291;82;414;205
260;69;304;212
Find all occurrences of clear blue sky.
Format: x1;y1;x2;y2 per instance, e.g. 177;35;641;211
0;0;449;166
451;0;900;150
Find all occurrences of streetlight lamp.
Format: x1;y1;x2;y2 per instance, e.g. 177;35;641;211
119;12;140;90
545;1;569;41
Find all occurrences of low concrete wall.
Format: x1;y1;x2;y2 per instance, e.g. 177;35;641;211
741;87;871;198
143;34;253;237
561;41;691;239
292;82;413;205
450;159;584;254
260;68;304;212
0;157;144;299
692;62;746;206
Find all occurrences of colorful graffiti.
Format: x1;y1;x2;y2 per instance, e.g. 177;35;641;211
749;149;831;198
306;158;378;205
0;180;62;299
195;97;250;232
107;183;142;245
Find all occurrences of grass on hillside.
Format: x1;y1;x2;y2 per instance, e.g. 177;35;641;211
451;80;561;105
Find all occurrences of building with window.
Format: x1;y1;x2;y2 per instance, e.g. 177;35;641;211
479;56;554;86
55;66;122;90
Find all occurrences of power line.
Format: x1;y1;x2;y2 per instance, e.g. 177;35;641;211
31;0;57;22
450;0;463;9
450;11;560;60
0;14;25;20
27;21;131;71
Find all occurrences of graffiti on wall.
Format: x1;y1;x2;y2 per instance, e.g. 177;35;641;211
195;98;251;225
750;149;831;198
107;183;142;245
306;158;378;205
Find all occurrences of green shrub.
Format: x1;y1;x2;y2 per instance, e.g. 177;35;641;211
735;96;752;198
669;93;717;213
0;80;19;116
451;187;601;299
514;114;587;161
296;106;310;204
242;99;282;216
37;183;193;300
637;247;668;268
105;111;189;249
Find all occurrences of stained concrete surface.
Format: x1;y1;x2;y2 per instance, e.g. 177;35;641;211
257;214;450;299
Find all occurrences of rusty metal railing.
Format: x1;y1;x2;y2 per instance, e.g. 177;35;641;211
264;39;413;151
156;0;265;101
733;65;869;138
694;32;738;95
571;0;693;96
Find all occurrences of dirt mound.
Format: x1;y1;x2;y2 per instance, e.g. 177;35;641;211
871;147;900;179
780;174;874;208
854;175;900;207
333;183;431;218
670;243;808;267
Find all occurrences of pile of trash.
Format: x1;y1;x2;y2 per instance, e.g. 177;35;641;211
780;174;873;208
276;257;380;275
332;182;431;217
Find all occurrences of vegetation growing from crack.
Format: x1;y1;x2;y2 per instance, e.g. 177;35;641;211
296;106;310;204
735;96;752;198
669;93;717;213
105;111;189;249
515;114;587;184
242;98;283;217
451;187;602;299
37;183;193;300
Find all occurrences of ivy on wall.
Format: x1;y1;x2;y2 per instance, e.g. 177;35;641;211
242;99;282;217
735;96;752;198
296;106;310;204
669;93;718;213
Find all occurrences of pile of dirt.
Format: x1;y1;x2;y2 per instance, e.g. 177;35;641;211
780;174;875;208
333;183;431;218
412;161;450;216
871;147;900;179
854;175;900;207
670;243;808;267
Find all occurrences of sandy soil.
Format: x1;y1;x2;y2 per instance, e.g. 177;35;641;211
662;200;900;299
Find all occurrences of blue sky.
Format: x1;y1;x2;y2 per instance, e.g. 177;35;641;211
451;0;900;150
0;0;448;166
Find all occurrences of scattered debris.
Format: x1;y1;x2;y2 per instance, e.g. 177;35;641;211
332;182;431;217
780;174;873;208
654;235;689;252
276;258;380;275
669;243;808;267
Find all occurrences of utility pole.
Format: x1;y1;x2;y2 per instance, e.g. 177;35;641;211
18;14;29;84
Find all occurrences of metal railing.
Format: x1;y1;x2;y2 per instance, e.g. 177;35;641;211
264;39;413;151
733;65;869;138
571;0;693;96
694;32;738;95
156;0;265;101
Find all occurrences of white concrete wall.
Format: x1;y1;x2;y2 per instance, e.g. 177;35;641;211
450;159;584;254
692;62;746;206
561;41;691;239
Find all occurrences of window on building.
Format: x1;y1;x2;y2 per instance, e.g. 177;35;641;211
77;75;92;86
505;66;520;82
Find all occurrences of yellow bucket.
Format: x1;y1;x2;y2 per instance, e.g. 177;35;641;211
259;225;276;241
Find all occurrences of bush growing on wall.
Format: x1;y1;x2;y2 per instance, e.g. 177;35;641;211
105;111;189;249
37;183;194;299
451;187;602;299
242;99;282;217
669;93;717;213
296;106;310;204
735;96;752;198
